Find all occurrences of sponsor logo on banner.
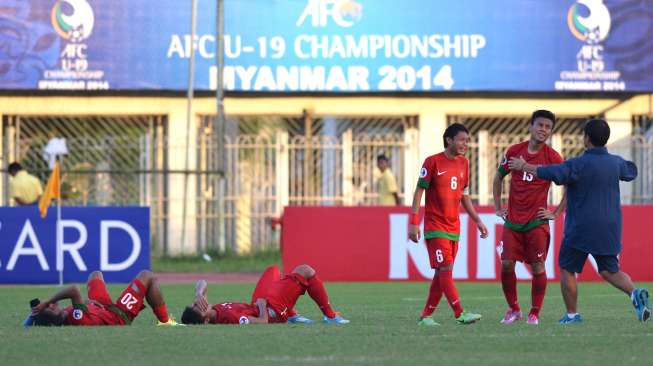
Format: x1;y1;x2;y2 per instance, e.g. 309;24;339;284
556;0;625;91
39;0;109;90
297;0;363;28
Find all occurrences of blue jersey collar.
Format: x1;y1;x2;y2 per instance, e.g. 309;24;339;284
585;147;608;155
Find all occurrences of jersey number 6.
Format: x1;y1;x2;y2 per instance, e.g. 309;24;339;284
435;249;444;263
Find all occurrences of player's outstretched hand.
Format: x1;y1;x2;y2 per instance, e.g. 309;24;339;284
508;156;527;171
537;207;556;220
495;208;507;221
478;222;489;239
409;224;421;243
31;301;48;315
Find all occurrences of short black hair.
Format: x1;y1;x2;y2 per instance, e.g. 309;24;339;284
376;154;388;162
531;110;556;128
181;306;204;325
443;123;469;148
8;162;22;175
33;311;65;326
584;119;610;147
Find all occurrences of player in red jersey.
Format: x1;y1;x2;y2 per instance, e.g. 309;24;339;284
29;270;179;326
409;123;489;326
493;110;566;325
180;264;350;325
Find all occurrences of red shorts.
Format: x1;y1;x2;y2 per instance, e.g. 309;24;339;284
264;273;308;323
426;238;458;268
500;225;550;264
88;278;146;322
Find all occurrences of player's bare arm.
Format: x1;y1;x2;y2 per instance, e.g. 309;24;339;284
492;169;508;220
461;195;489;238
508;156;539;177
193;280;210;314
409;186;425;243
32;285;83;315
537;188;567;220
247;298;269;324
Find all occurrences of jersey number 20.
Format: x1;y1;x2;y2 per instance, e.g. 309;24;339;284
120;293;138;310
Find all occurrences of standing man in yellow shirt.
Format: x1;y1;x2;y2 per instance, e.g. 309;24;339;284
375;154;401;206
8;162;43;205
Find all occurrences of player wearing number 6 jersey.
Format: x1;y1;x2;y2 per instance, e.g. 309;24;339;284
409;123;489;326
29;270;179;326
493;110;565;325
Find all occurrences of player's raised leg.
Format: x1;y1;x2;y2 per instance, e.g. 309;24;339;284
292;265;349;324
126;270;178;326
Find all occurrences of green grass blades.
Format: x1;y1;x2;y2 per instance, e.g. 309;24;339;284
2;282;651;366
151;249;281;273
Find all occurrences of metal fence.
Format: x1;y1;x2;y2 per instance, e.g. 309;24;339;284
4;114;652;255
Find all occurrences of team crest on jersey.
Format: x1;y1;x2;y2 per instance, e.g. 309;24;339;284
419;167;427;178
239;316;250;324
72;309;83;320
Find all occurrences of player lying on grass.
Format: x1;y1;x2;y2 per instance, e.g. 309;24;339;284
180;264;349;325
29;270;180;326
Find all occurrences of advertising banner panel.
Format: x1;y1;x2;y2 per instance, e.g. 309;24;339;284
1;0;651;92
0;207;150;284
281;206;653;281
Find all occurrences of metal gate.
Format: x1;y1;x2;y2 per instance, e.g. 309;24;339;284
2;115;168;253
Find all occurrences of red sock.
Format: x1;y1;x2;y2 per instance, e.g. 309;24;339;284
307;275;336;318
530;272;547;317
439;270;463;318
421;274;443;318
153;304;169;322
501;270;520;312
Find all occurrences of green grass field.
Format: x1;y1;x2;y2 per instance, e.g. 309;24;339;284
2;281;651;366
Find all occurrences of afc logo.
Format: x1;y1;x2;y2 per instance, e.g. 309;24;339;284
296;0;362;28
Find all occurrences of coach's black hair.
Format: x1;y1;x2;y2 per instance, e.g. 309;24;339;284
376;154;388;162
530;110;556;129
181;306;205;325
443;123;469;148
33;311;65;326
584;119;610;147
8;162;22;175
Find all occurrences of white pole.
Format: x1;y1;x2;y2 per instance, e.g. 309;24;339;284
181;0;199;254
57;155;64;286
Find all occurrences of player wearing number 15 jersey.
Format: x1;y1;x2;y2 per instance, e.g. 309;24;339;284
409;123;489;326
493;110;565;325
29;270;179;326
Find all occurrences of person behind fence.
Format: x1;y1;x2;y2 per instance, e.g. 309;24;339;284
8;162;43;205
375;154;401;205
508;118;651;324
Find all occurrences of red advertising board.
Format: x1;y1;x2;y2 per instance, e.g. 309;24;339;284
281;206;653;282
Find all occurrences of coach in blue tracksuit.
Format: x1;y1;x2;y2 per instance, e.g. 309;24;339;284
509;119;651;324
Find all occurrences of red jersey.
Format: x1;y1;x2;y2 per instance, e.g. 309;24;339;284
64;303;126;326
211;302;259;325
417;152;469;240
499;141;563;230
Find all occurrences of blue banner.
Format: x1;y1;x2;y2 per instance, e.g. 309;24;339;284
1;0;652;92
0;207;150;284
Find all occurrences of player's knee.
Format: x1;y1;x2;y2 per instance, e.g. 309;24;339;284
137;270;155;287
88;271;103;282
292;264;316;279
501;261;515;272
531;262;545;274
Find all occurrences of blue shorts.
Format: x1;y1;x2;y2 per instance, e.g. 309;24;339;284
558;245;619;273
